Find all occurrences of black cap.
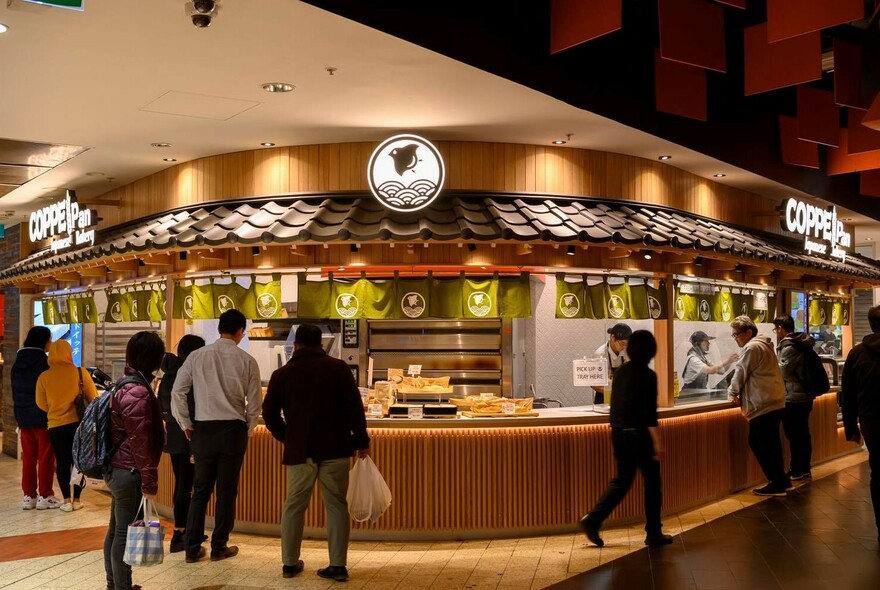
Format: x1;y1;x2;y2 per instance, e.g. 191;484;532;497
690;330;715;346
607;323;632;340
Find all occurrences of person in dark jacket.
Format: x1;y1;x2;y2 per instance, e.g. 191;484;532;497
262;323;370;582
579;330;673;548
12;326;59;510
841;305;880;543
103;332;166;590
773;314;816;481
157;335;205;553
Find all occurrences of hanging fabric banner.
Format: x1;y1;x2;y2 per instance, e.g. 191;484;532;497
79;293;99;324
41;299;59;325
712;290;735;323
462;275;499;319
66;296;82;324
645;281;668;320
430;276;463;318
604;281;632;320
330;276;367;319
213;280;248;317
172;282;194;320
105;290;130;323
395;277;430;319
588;281;607;320
673;286;698;321
240;274;282;319
555;274;587;319
296;273;330;319
191;283;215;320
498;273;531;319
129;289;151;322
630;283;649;320
148;288;166;322
695;292;714;322
361;277;396;319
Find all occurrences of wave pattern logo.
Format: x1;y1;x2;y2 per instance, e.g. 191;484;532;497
721;299;732;321
131;299;139;320
699;299;710;321
336;294;360;319
559;293;580;318
401;292;426;318
217;294;236;314
648;295;662;319
675;296;685;320
831;306;840;325
184;295;194;319
368;135;445;213
110;301;123;323
608;295;625;319
257;293;279;318
467;291;492;317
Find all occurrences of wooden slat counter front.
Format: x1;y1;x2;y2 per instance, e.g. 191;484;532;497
155;392;858;540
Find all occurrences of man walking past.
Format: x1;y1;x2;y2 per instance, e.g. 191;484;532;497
841;305;880;542
773;314;816;481
728;316;792;496
262;324;370;582
171;309;262;563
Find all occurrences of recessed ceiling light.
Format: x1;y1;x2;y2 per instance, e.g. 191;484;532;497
552;140;566;145
163;158;177;162
658;155;672;160
150;142;172;148
260;142;275;147
714;173;726;178
0;23;8;34
841;217;852;222
261;82;295;93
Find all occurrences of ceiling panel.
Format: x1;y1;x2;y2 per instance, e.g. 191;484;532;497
0;138;87;168
0;164;51;185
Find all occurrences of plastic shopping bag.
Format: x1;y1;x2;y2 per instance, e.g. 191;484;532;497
123;498;165;566
346;456;392;523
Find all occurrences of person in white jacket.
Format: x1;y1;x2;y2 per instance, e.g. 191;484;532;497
728;315;793;496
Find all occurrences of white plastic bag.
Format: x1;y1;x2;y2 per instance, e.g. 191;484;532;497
346;456;392;523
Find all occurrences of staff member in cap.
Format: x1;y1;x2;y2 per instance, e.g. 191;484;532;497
592;323;632;404
681;331;739;390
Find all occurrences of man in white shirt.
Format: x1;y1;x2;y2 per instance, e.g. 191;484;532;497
592;323;631;404
171;309;261;563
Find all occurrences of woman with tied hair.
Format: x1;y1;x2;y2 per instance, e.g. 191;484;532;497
580;330;673;548
104;331;166;590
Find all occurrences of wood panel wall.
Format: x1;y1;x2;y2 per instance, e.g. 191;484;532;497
156;393;858;540
86;142;790;240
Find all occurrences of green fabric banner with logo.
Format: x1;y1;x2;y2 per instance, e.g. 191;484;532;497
105;291;131;323
645;282;668;320
173;283;194;320
555;275;588;319
241;274;283;319
554;277;667;320
191;284;214;320
713;291;735;323
462;276;499;319
148;289;166;322
78;294;99;324
296;274;330;319
41;300;59;325
329;277;367;320
604;281;632;321
673;290;698;322
129;290;151;322
213;280;248;316
395;278;431;319
361;278;396;319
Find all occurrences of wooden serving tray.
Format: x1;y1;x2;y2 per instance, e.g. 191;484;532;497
462;411;540;418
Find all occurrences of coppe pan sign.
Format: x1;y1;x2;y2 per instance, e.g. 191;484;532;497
780;198;852;263
29;190;96;253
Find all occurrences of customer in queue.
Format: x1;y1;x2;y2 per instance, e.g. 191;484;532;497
262;323;370;582
172;309;262;563
727;316;792;496
579;330;672;548
104;331;166;590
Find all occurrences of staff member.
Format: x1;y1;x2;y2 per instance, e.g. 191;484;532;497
681;331;739;390
592;323;631;404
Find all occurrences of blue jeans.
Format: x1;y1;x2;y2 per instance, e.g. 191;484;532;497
104;467;142;590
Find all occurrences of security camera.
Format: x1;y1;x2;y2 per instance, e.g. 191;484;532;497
184;0;219;29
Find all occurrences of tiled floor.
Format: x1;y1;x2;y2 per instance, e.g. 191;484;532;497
548;459;880;590
0;450;871;589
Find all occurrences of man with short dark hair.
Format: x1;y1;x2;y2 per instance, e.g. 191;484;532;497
841;305;880;541
773;314;816;481
172;309;262;563
728;315;792;496
262;323;370;582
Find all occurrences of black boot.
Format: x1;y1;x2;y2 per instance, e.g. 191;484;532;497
578;514;604;547
169;530;185;553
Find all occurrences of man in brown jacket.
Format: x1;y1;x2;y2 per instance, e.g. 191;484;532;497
262;324;370;582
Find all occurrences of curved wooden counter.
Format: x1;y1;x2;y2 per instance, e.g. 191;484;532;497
155;393;857;540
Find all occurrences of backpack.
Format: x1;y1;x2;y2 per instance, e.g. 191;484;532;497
800;347;831;399
72;376;144;479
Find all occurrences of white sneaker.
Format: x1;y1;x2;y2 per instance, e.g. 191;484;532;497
37;495;63;510
22;495;36;510
59;500;82;512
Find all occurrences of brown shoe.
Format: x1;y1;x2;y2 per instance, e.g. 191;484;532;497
210;545;239;561
184;547;206;563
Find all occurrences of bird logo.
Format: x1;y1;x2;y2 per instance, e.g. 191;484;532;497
389;144;421;176
559;293;580;318
467;291;492;317
401;292;426;318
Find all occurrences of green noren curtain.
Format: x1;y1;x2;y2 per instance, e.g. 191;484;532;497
241;274;283;319
213;280;249;317
645;281;667;319
296;273;330;319
172;282;194;320
555;274;587;319
430;276;463;318
604;281;632;320
395;277;430;319
462;276;499;319
498;273;531;318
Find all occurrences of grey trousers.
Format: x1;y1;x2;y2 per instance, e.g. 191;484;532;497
281;457;350;567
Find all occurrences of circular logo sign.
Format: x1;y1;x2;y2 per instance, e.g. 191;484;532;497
819;307;826;324
257;292;279;318
721;298;732;321
831;306;839;325
367;134;445;213
741;302;748;316
184;295;194;319
401;292;426;318
699;299;710;321
110;301;123;322
608;294;625;319
130;299;138;319
335;294;359;318
467;291;492;317
648;295;662;319
675;296;685;320
217;294;236;314
559;293;581;318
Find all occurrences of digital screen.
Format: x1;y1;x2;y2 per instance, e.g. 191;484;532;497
791;291;806;333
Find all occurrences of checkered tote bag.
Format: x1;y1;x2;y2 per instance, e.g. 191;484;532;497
123;498;165;566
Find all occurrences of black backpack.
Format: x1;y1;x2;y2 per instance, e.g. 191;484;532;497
800;347;831;398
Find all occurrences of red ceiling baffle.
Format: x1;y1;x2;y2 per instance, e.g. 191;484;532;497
847;108;880;154
766;0;864;43
658;0;726;72
860;170;880;198
796;86;840;147
778;116;820;169
833;39;874;109
654;49;707;121
715;0;746;8
549;0;622;54
827;130;880;174
744;23;822;95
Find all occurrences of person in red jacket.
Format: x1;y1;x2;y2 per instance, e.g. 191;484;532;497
103;332;165;590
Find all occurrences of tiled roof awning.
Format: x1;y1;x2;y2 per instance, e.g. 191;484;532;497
4;191;880;281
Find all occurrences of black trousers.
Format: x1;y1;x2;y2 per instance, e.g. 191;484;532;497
865;436;880;534
589;428;663;535
170;452;195;529
47;422;83;500
782;401;813;475
185;420;248;553
749;409;790;488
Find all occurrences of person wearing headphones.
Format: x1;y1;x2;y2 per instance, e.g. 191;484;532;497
681;331;739;390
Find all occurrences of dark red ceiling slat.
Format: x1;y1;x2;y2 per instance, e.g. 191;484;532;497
848;108;880;154
863;93;880;132
779;115;820;169
861;170;880;198
655;49;707;121
796;86;839;147
549;0;622;54
766;0;864;43
744;24;821;96
658;0;726;72
833;40;873;109
827;129;880;175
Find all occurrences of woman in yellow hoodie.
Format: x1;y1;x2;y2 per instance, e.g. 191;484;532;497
36;340;99;512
